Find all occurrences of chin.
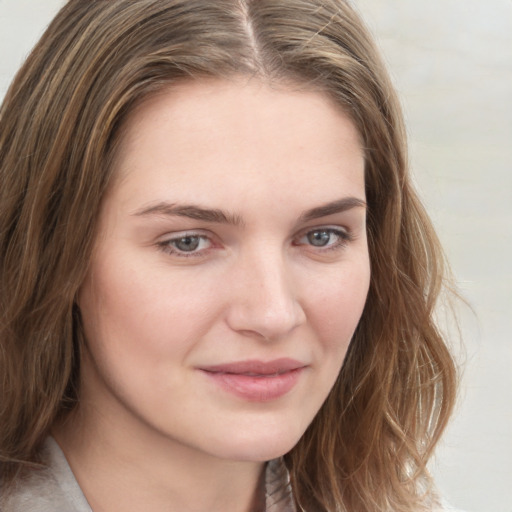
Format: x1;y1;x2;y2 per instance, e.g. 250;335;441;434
209;422;306;463
217;442;297;463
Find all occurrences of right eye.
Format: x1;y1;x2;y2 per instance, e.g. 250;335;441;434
158;233;213;257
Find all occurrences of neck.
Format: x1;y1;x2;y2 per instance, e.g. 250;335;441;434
53;405;266;512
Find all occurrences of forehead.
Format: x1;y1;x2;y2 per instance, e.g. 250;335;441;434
108;77;365;215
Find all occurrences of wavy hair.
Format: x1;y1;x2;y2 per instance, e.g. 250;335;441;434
0;1;456;510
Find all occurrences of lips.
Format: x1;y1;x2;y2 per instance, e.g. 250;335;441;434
199;358;307;402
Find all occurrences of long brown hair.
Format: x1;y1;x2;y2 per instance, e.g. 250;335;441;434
0;1;457;510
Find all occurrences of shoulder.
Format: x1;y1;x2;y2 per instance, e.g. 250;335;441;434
1;468;66;512
0;438;91;512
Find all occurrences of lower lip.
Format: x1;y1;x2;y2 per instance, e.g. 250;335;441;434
201;368;304;402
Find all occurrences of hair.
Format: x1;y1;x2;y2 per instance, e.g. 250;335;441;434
0;1;457;510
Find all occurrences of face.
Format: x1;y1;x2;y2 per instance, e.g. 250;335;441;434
78;78;370;463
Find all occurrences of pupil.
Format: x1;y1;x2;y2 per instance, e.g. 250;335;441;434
176;236;200;252
308;231;330;247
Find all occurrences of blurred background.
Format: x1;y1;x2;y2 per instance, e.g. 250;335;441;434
1;1;511;511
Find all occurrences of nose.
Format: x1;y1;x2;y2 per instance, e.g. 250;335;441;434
225;249;306;341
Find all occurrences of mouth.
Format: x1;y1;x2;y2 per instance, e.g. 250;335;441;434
198;358;307;402
200;358;306;376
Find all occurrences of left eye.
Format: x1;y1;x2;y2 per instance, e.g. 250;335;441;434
296;228;349;249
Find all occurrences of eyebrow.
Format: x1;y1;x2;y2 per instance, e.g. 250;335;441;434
298;197;367;222
132;197;366;226
132;202;244;226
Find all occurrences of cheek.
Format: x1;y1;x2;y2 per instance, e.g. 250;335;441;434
305;258;370;355
76;261;221;414
78;255;207;357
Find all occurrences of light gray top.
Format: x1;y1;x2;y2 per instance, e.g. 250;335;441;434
0;438;465;512
0;437;296;511
0;437;92;512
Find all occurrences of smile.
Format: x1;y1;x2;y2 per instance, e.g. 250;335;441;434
199;359;307;402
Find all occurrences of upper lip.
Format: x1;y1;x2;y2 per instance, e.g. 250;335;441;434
199;358;307;376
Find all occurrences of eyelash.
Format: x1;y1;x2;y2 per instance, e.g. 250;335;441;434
157;227;353;258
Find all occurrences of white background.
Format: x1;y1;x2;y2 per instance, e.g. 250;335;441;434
1;1;511;511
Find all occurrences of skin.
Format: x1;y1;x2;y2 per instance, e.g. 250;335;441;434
55;78;370;512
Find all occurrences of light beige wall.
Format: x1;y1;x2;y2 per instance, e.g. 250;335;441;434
0;0;65;98
1;1;511;511
354;2;512;511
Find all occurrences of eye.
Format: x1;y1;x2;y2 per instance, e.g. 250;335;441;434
307;230;333;247
158;233;212;256
295;227;351;250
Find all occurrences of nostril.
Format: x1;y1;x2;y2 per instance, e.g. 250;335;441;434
224;257;306;339
225;297;305;341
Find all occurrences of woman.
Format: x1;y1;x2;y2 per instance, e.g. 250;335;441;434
0;1;457;511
